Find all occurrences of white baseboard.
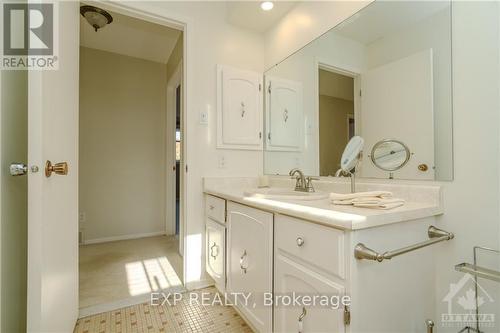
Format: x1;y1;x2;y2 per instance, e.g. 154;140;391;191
79;285;186;318
184;278;214;291
83;231;166;245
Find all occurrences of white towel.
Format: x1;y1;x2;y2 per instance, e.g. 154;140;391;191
330;191;405;210
330;191;393;203
352;197;405;210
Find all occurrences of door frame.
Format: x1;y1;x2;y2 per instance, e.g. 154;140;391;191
166;61;183;247
315;57;362;174
89;0;191;284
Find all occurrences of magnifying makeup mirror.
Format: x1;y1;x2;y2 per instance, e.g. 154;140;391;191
336;136;364;192
370;139;411;176
341;136;364;172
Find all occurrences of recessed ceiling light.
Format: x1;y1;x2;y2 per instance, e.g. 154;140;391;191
261;1;274;11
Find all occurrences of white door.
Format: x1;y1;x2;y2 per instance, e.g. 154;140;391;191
274;255;345;333
266;77;303;151
227;202;273;333
27;2;79;332
359;49;435;180
217;65;263;150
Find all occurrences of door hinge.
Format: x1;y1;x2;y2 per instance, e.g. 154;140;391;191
359;90;362;97
268;83;271;94
344;306;351;326
259;132;262;139
259;83;262;92
267;133;271;140
185;164;188;173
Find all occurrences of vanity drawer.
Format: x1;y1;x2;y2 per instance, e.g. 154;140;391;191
205;195;226;223
275;215;345;279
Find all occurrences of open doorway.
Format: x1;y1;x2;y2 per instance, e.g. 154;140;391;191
78;4;185;315
318;65;359;176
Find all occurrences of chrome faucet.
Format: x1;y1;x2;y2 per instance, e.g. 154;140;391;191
335;168;356;193
289;168;317;192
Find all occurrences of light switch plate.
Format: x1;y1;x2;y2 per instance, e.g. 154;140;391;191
200;108;209;125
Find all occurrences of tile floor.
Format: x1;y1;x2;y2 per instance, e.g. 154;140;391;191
80;236;184;309
74;287;253;333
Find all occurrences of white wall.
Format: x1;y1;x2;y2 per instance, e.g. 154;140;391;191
264;1;372;69
79;47;168;243
119;1;266;288
435;2;500;331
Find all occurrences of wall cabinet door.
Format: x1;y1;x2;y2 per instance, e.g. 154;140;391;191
217;65;263;150
227;202;273;333
274;254;346;333
206;219;225;291
265;77;303;151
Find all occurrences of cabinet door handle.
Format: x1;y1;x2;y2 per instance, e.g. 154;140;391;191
239;250;248;274
209;205;215;210
298;307;307;333
210;242;219;260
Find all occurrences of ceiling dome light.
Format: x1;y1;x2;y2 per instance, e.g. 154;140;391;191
261;1;274;11
80;5;113;32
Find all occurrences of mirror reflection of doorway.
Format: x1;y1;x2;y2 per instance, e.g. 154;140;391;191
318;68;356;176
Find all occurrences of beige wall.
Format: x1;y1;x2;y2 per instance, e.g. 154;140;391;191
79;47;168;242
319;95;353;176
1;71;27;332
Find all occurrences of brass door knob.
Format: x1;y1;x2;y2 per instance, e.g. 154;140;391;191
45;161;68;177
418;164;429;172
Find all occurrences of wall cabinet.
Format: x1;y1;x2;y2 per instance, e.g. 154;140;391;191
217;65;263;150
226;202;273;333
265;77;303;151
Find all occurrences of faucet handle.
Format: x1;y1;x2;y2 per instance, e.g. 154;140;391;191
305;176;319;192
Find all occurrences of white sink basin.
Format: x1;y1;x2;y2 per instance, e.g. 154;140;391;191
244;188;329;201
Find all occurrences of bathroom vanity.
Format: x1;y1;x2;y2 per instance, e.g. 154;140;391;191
203;177;447;333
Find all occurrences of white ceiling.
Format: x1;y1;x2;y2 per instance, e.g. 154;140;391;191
226;1;298;33
80;8;181;64
334;1;450;45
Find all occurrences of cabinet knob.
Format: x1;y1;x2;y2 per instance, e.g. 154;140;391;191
210;242;219;260
239;250;248;274
296;237;305;247
298;307;307;333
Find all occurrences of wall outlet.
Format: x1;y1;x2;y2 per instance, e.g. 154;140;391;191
79;212;86;223
218;155;226;169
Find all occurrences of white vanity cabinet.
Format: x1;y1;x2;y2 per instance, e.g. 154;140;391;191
205;195;226;291
217;65;263;150
274;215;347;333
226;202;273;333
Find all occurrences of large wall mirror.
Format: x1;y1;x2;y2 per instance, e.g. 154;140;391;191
263;1;453;181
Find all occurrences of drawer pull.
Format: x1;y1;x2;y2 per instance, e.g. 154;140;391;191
210;242;219;260
296;237;305;247
240;250;248;274
298;307;307;333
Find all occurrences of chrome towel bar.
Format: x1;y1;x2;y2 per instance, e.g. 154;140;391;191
354;226;454;262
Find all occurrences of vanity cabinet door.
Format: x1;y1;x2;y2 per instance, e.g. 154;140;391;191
217;65;263;150
206;219;225;292
274;254;346;333
266;77;303;151
227;202;273;333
